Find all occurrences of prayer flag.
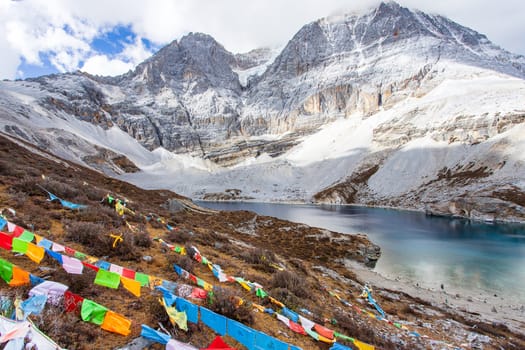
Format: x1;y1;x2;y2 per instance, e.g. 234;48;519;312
94;269;120;289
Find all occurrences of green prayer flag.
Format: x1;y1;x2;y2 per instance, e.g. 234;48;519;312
201;257;208;265
334;332;355;342
12;238;29;254
74;251;87;260
196;278;205;288
94;269;120;289
135;272;149;287
256;288;268;298
174;246;182;253
305;328;319;341
0;258;13;283
81;299;108;325
18;230;34;242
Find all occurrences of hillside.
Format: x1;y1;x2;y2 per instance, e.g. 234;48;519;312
0;136;524;349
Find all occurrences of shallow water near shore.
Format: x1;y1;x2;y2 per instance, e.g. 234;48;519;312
197;201;525;303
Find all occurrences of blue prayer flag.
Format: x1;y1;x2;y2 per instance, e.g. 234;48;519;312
227;319;255;349
175;298;198;323
140;325;170;345
200;307;226;335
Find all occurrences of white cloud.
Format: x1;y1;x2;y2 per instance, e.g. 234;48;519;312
80;36;154;76
80;55;133;76
1;0;524;80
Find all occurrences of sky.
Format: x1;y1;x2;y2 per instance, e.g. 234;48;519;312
1;0;524;80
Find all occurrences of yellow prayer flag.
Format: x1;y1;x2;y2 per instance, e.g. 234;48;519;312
238;280;252;291
318;334;336;344
9;266;30;286
25;243;45;264
354;340;375;350
121;276;141;297
161;299;188;331
34;234;43;244
148;275;163;289
252;303;266;313
203;281;214;292
269;296;284;308
100;310;131;336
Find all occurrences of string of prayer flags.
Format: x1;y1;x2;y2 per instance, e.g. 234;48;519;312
0;257;131;336
43;188;88;210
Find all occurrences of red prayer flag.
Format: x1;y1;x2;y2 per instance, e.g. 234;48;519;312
82;262;99;272
289;320;307;335
12;226;24;237
313;324;335;340
0;232;13;250
202;335;236;349
64;290;84;313
190;288;207;299
189;274;197;284
65;246;76;255
122;268;135;279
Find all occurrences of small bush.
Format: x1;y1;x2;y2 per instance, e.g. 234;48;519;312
76;206;122;227
13;202;52;230
168;254;196;274
64;222;139;260
166;229;193;244
51;268;100;297
334;310;399;349
208;287;254;325
43;179;80;199
34;309;101;350
144;293;170;325
134;231;152;248
267;287;302;310
10;177;40;196
270;270;309;298
65;221;104;246
83;186;107;202
238;248;277;273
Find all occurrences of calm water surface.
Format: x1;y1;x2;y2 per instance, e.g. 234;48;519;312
197;201;525;301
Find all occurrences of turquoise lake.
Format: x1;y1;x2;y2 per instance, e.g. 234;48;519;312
197;201;525;302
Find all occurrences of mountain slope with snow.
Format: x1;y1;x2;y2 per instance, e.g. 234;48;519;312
1;1;525;221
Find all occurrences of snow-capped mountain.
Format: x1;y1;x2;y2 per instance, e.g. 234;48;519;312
1;1;525;221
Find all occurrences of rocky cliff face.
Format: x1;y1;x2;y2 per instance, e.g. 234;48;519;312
1;1;525;221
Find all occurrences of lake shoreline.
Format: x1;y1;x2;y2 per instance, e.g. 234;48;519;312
195;198;525;225
346;260;525;337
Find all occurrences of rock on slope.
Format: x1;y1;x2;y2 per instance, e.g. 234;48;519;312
1;1;525;220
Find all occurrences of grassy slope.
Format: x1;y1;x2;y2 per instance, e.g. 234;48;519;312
0;134;522;350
